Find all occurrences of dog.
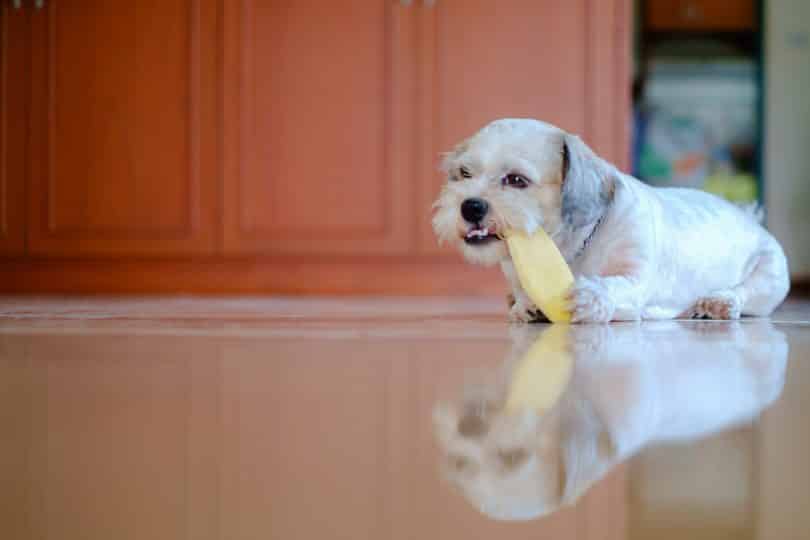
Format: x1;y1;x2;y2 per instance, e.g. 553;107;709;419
432;322;788;521
432;119;790;322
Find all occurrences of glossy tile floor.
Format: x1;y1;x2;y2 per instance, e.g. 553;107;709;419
1;297;809;540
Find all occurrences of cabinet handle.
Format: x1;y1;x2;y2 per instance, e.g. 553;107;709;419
11;0;22;9
399;0;412;5
35;0;44;8
424;0;436;6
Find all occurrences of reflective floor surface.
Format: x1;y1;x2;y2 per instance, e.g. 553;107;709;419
1;297;808;540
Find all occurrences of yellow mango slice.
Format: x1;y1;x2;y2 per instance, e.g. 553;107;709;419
505;325;573;413
505;229;574;323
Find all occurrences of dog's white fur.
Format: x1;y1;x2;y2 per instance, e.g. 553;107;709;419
432;119;790;322
433;322;788;521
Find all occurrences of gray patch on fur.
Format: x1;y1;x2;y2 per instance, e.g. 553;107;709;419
560;134;615;229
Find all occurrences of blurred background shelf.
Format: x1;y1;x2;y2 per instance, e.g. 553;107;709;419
634;0;762;205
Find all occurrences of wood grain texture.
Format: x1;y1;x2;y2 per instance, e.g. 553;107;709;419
0;5;28;254
222;0;416;255
26;0;219;256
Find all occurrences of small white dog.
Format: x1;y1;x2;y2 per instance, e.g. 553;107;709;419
432;118;790;322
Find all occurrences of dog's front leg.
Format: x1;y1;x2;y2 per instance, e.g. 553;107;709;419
501;260;548;323
567;275;646;323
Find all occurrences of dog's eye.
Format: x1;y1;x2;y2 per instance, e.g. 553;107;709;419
448;454;475;473
502;173;529;188
459;166;473;179
498;448;529;470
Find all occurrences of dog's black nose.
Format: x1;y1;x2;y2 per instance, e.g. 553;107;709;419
461;198;489;223
458;413;488;437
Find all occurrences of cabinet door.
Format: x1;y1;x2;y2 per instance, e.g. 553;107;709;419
0;5;27;255
27;1;218;256
416;0;630;253
222;1;416;255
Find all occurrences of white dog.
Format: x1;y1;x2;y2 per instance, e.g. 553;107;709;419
432;119;790;322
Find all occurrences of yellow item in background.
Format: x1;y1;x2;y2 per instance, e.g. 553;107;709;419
505;229;574;323
505;325;573;413
703;173;758;203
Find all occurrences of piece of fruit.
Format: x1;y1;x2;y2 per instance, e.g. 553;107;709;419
505;325;573;413
505;229;574;323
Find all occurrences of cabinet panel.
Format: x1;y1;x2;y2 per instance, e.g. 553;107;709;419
0;5;27;255
223;1;415;255
27;0;218;256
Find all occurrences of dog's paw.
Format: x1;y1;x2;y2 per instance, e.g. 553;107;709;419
567;277;615;323
688;291;742;320
508;300;546;324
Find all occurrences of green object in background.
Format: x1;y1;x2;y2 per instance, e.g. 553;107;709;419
703;173;758;203
638;145;671;182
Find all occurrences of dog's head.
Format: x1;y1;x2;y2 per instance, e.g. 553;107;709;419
432;118;615;265
433;395;565;521
431;325;617;521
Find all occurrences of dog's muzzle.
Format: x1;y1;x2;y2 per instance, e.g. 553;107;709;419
461;198;500;245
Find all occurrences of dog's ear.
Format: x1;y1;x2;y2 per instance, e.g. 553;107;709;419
440;138;471;175
560;134;615;228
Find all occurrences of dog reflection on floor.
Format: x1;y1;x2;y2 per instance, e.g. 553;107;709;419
432;322;788;521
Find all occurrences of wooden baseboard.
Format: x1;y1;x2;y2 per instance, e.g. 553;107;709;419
0;258;506;296
6;257;801;298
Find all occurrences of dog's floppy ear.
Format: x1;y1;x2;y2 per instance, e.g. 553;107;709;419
558;396;617;507
560;134;615;228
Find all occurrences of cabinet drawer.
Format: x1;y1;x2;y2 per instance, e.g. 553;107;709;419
646;0;756;31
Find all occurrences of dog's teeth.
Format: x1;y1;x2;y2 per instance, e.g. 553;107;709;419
466;227;494;239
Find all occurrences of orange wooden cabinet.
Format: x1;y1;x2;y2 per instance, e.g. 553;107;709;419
26;0;220;256
0;0;631;294
0;5;28;255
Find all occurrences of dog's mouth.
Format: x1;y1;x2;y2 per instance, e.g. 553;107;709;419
463;224;501;246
